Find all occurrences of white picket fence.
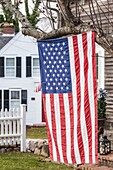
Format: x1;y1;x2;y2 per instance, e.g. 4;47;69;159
0;105;26;152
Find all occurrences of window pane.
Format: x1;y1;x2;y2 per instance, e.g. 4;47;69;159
6;58;14;66
33;68;39;77
6;68;15;77
11;91;20;99
33;58;39;67
11;101;20;108
6;58;15;77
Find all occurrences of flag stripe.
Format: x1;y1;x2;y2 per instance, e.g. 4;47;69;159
46;94;57;161
73;35;85;163
91;32;98;163
83;32;92;163
63;93;72;164
78;33;89;163
54;94;64;163
59;94;68;163
42;95;54;160
68;94;76;163
50;94;60;162
68;37;81;164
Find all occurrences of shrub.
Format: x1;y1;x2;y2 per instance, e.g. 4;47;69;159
98;88;107;119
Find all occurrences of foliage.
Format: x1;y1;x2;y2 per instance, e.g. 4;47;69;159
25;0;40;28
98;88;107;119
0;14;4;24
0;152;72;170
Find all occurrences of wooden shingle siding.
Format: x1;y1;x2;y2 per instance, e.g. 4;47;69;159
71;0;113;148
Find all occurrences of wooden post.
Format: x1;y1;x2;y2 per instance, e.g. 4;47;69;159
20;104;26;152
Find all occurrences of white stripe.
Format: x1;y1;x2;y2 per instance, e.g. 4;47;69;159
46;94;57;161
77;34;89;163
87;31;96;163
63;93;72;164
54;94;64;163
68;36;81;164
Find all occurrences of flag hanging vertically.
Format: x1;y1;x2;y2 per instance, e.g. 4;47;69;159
37;31;98;164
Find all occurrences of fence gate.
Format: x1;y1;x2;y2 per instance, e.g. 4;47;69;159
0;104;26;152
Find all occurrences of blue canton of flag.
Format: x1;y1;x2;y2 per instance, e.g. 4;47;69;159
38;38;72;94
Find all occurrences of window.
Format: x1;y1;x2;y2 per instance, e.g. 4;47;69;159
0;90;27;111
32;58;40;77
0;57;21;78
26;56;40;77
6;58;15;77
10;90;20;109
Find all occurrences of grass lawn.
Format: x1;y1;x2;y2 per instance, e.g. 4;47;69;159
26;127;47;139
0;127;73;170
0;152;73;170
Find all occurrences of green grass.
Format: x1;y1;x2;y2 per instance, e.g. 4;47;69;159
0;152;73;170
26;127;47;139
0;127;73;170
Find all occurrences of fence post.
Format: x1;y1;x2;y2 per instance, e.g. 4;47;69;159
20;104;26;152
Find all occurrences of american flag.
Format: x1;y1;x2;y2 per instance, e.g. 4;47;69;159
38;31;98;164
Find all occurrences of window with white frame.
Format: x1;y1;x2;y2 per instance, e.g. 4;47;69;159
32;58;40;77
10;90;21;109
1;57;22;78
6;58;15;77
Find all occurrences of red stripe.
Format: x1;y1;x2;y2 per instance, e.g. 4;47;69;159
73;35;85;163
68;93;76;163
50;94;60;162
82;32;92;163
42;94;53;160
92;32;98;163
59;94;68;163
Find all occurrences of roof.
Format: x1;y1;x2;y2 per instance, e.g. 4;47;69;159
0;36;13;50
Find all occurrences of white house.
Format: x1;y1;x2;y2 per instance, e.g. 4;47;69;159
0;24;104;126
0;30;43;125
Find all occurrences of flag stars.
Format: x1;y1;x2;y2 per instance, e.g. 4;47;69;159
52;43;55;47
57;43;60;46
39;38;72;93
47;43;50;47
48;52;51;55
60;47;63;50
47;74;50;78
45;48;48;51
62;42;65;46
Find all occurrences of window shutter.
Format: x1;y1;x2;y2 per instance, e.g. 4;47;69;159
4;90;9;111
26;57;31;77
0;57;4;77
16;57;21;77
21;90;27;111
0;90;2;110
